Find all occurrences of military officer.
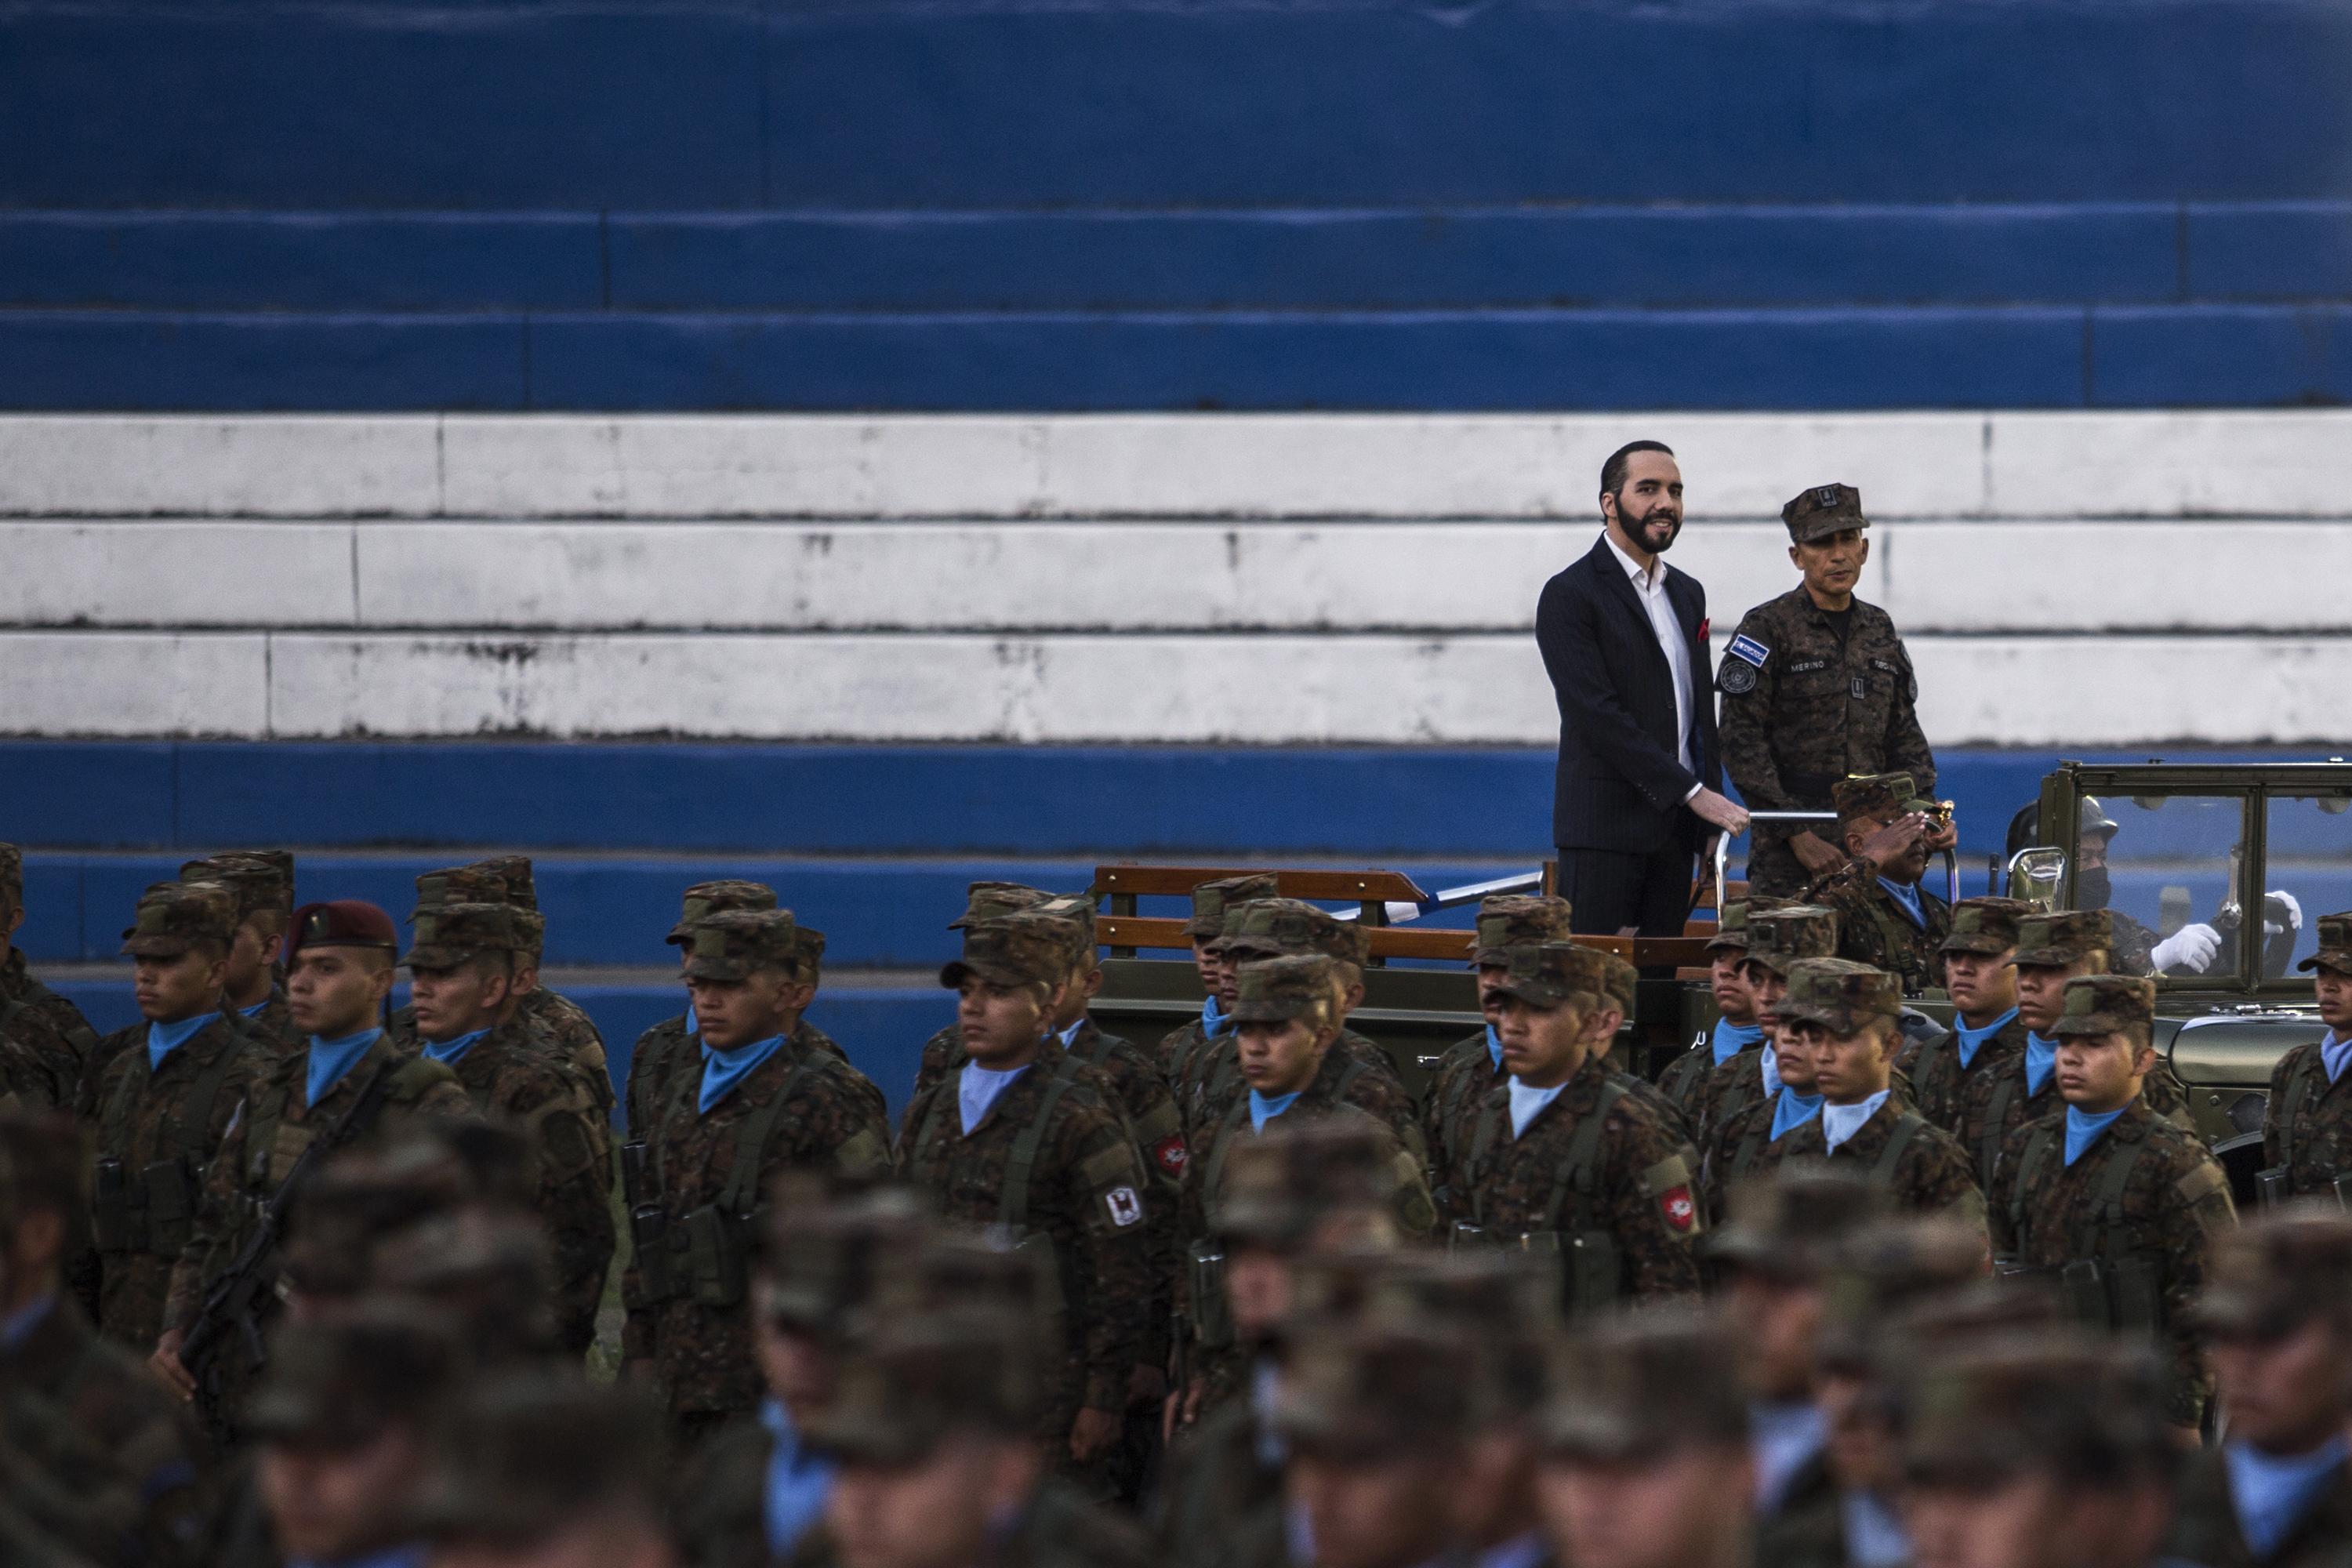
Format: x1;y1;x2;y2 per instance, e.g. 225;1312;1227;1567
1443;942;1704;1309
1987;975;2236;1431
404;900;615;1356
1716;485;1940;898
1695;906;1839;1142
1422;895;1576;1196
626;878;782;1135
1798;774;1953;995
895;914;1155;1483
1898;897;2034;1136
1158;873;1281;1081
82;880;272;1347
622;909;891;1446
1763;960;1985;1232
2259;910;2352;1205
180;851;302;1051
1655;897;1775;1123
0;842;102;1113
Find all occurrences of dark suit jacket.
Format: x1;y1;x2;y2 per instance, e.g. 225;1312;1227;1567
1536;534;1722;854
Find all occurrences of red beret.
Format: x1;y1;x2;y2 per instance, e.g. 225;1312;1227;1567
285;900;399;964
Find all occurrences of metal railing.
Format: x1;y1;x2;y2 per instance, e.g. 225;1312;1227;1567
1713;811;1958;913
1332;869;1546;926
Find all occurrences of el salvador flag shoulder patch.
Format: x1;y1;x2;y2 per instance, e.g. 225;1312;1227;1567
1719;633;1769;695
1727;634;1770;668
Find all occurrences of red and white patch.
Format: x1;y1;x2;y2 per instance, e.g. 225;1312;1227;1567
1660;1187;1698;1234
1154;1134;1190;1177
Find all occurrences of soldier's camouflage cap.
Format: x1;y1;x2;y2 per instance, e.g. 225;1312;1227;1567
1771;957;1900;1033
1539;1308;1748;1460
0;842;19;912
1832;772;1939;829
946;880;1048;931
246;1305;465;1450
938;911;1069;990
869;1231;1056;1328
1781;482;1869;544
372;1210;558;1357
1471;895;1575;967
2048;973;2155;1039
467;855;538;912
1211;898;1368;966
2297;910;2352;975
1490;941;1611;1011
1817;1216;1998;1374
282;1136;485;1298
2190;1207;2352;1339
2010;909;2114;968
1743;905;1839;977
808;1309;1039;1465
1705;895;1790;955
1366;1253;1556;1421
412;865;513;917
413;1373;666;1547
1602;952;1639;1024
404;901;528;970
1276;1316;1478;1458
121;881;238;956
1941;896;2038;957
761;1185;934;1338
1185;873;1281;938
180;852;295;924
1029;892;1100;957
1900;1334;2170;1487
665;880;777;945
1229;953;1345;1025
681;908;804;982
1707;1168;1891;1279
1213;1119;1406;1246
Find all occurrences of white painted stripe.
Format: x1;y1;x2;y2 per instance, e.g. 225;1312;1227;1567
9;629;2347;745
5;412;2352;520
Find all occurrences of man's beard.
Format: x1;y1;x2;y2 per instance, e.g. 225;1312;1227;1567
1627;506;1682;554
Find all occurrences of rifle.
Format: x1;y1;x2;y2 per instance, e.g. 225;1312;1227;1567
180;1062;398;1436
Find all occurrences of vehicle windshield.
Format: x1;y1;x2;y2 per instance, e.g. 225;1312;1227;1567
2264;792;2352;979
2079;792;2247;983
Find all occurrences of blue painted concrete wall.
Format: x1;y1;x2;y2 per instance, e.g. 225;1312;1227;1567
5;1;2350;409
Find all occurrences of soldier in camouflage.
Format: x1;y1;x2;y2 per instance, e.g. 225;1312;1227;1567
1443;942;1704;1311
2258;911;2352;1207
1716;485;1940;898
1798;773;1953;995
1700;981;1831;1221
180;851;303;1052
0;843;102;1115
622;909;891;1445
1987;974;2237;1428
1653;896;1776;1124
1898;896;2034;1137
472;855;616;1116
626;879;779;1134
1694;905;1838;1143
1421;894;1575;1203
895;914;1155;1483
81;881;273;1347
909;880;1054;1104
403;900;615;1355
1156;873;1281;1082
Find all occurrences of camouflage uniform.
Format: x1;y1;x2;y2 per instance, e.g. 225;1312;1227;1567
1653;897;1777;1121
1797;772;1953;995
1987;975;2237;1425
1758;960;1987;1233
624;912;892;1436
1896;897;2038;1136
179;853;304;1054
405;902;616;1355
624;879;782;1135
1152;873;1280;1081
82;884;274;1347
2259;912;2352;1206
1693;906;1838;1142
1715;485;1936;898
909;879;1056;1104
1421;895;1575;1192
1443;944;1704;1309
0;845;102;1113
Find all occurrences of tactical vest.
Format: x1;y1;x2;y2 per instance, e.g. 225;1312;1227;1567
2256;1045;2352;1210
908;1050;1089;1317
2004;1123;2161;1334
1656;1040;1711;1116
1455;1078;1631;1316
234;1046;444;1221
1184;1078;1367;1348
91;1018;251;1259
1976;1068;2029;1189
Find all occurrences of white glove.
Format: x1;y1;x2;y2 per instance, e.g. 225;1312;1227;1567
2264;889;2304;937
2151;923;2221;974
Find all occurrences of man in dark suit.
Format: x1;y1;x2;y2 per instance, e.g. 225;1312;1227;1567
1536;440;1748;937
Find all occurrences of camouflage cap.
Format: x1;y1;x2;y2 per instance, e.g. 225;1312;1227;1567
1540;1308;1748;1460
1229;953;1344;1025
1211;897;1367;966
2298;910;2352;975
1772;957;1900;1033
0;842;19;913
869;1231;1057;1327
2011;908;2114;969
1781;482;1868;544
180;852;293;924
1367;1253;1556;1420
2048;973;2155;1040
245;1304;465;1449
1490;941;1611;1011
1941;896;2038;957
808;1309;1039;1465
793;924;827;978
1471;895;1575;967
1900;1334;2171;1487
1832;772;1936;829
1707;1168;1892;1279
938;911;1069;990
2190;1207;2352;1339
281;1136;483;1298
120;880;238;957
1892;1277;2063;1353
1744;905;1840;977
413;1373;667;1547
1184;872;1282;938
1213;1119;1406;1245
372;1210;558;1359
762;1185;935;1338
665;879;777;945
468;855;538;912
1031;892;1098;955
1817;1216;1998;1373
1276;1316;1479;1459
404;901;528;970
681;908;804;982
412;865;513;917
1601;953;1639;1024
946;880;1049;931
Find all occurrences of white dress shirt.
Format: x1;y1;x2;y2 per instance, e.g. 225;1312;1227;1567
1602;530;1702;803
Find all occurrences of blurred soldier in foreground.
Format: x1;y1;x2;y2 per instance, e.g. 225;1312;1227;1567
421;1372;679;1568
0;841;101;1112
2259;910;2352;1205
1799;775;1952;996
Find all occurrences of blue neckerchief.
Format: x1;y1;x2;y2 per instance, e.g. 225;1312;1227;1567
147;1012;217;1073
2063;1103;2128;1165
2324;1029;2352;1086
1477;1534;1551;1568
702;1034;787;1115
0;1293;55;1350
1751;1400;1829;1515
1485;1023;1503;1073
305;1029;383;1108
1955;1007;2019;1070
2025;1033;2058;1096
238;999;270;1019
1840;1492;1911;1568
760;1398;836;1559
957;1061;1028;1134
1712;1018;1765;1067
2226;1435;2350;1560
1284;1500;1316;1567
1823;1089;1891;1152
1770;1086;1825;1142
1248;1089;1302;1132
1203;993;1234;1036
1508;1078;1567;1138
1055;1018;1086;1047
1877;877;1926;928
684;1001;699;1035
289;1544;428;1568
1251;1356;1286;1468
421;1027;492;1067
1760;1040;1784;1098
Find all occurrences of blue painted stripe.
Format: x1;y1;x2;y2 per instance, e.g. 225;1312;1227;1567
2091;305;2352;406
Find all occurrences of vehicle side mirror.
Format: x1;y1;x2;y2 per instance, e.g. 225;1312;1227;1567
2006;848;2067;909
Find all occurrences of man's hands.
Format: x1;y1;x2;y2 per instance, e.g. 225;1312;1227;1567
1791;830;1849;876
1689;787;1749;837
1855;813;1933;875
1070;1406;1123;1462
2151;924;2221;975
148;1330;194;1402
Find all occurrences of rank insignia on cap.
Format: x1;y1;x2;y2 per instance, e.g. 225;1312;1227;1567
1105;1186;1145;1228
1815;485;1841;508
